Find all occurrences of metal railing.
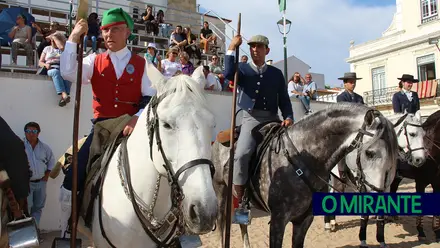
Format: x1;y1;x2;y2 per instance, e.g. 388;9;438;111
363;79;440;106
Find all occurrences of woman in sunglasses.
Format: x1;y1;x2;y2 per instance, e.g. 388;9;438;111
160;48;182;79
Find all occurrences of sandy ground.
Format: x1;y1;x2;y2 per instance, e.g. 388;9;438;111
37;179;439;247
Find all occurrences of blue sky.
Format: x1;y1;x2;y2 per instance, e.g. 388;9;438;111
197;0;396;87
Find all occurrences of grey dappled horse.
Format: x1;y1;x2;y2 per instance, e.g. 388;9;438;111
325;111;425;247
212;104;398;248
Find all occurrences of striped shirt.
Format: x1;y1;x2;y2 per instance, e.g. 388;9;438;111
24;139;55;181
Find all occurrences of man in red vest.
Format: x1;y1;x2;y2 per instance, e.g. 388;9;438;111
60;8;156;198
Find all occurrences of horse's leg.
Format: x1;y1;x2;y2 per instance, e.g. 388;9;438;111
214;182;227;248
359;215;369;248
291;212;314;248
269;215;288;248
239;224;251;248
415;181;427;241
376;215;387;248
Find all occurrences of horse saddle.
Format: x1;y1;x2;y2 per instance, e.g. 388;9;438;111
216;120;283;212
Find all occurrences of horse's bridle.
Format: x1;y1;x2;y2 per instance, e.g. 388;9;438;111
99;90;216;248
342;109;389;193
393;113;425;163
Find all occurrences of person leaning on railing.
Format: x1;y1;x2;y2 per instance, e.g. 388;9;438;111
39;32;72;107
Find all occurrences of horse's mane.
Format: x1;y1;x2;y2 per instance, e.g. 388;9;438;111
386;112;421;126
157;74;209;109
422;109;440;130
293;103;398;164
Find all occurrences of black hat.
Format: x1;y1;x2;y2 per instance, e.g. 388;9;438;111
397;74;419;83
338;72;362;80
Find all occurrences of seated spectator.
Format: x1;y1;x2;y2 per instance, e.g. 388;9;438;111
83;13;101;53
183;27;202;65
287;72;304;97
145;43;161;69
39;32;71;107
241;55;248;63
169;25;187;50
160;48;182;79
33;21;59;59
208;55;226;88
179;51;194;76
9;14;33;67
156;10;169;37
141;5;156;35
199;21;216;54
301;73;318;114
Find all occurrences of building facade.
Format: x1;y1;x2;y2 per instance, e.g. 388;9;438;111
346;0;440;113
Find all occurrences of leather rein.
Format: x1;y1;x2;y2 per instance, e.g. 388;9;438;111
98;89;215;248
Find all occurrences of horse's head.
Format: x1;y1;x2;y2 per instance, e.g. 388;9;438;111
344;109;398;192
390;110;426;167
144;62;218;234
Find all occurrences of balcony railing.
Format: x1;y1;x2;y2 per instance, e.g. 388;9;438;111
364;79;440;106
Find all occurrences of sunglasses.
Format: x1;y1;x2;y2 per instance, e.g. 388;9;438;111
25;129;39;134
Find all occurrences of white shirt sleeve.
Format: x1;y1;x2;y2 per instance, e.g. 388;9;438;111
60;41;96;85
135;59;158;117
226;50;235;56
287;81;295;97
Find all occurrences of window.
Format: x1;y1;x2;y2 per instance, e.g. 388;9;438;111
421;0;438;23
371;66;386;104
133;6;139;20
417;54;436;81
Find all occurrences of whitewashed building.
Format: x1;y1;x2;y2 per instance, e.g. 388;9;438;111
346;0;440;115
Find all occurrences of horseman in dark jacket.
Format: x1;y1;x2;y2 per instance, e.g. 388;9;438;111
392;74;420;114
336;72;364;104
0;116;30;214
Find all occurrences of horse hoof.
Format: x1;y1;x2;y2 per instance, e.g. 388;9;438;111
359;245;368;248
379;242;388;248
324;223;331;231
330;224;336;232
418;236;426;242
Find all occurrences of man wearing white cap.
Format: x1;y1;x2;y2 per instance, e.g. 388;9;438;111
145;42;161;70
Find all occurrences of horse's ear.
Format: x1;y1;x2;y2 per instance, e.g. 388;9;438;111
414;110;422;122
191;66;207;91
403;109;408;115
365;110;381;129
145;59;167;93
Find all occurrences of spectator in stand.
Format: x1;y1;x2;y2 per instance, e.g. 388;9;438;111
33;21;59;58
9;14;33;67
179;51;194;76
23;122;55;228
141;5;156;35
83;13;101;53
160;48;182;79
183;27;202;65
208;55;226;88
169;25;187;50
288;72;312;114
301;73;318;114
199;21;216;54
156;10;167;37
39;32;71;107
241;55;248;63
145;43;161;70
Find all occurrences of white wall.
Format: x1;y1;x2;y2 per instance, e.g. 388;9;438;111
0;72;332;231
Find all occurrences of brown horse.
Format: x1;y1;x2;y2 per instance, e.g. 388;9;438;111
390;109;440;242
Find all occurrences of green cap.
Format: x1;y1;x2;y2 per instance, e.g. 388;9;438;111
247;35;269;46
100;8;135;41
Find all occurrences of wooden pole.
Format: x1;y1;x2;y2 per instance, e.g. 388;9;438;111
70;34;84;248
224;13;241;248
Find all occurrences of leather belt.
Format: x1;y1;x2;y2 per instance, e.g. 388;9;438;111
30;177;44;183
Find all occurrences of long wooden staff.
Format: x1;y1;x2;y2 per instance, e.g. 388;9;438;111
224;13;241;248
71;0;88;246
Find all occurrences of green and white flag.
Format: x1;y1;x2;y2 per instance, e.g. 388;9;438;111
279;0;286;12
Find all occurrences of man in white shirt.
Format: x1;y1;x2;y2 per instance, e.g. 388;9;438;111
59;8;156;225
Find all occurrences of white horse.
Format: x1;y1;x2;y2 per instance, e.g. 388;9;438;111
326;110;426;248
87;62;218;247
